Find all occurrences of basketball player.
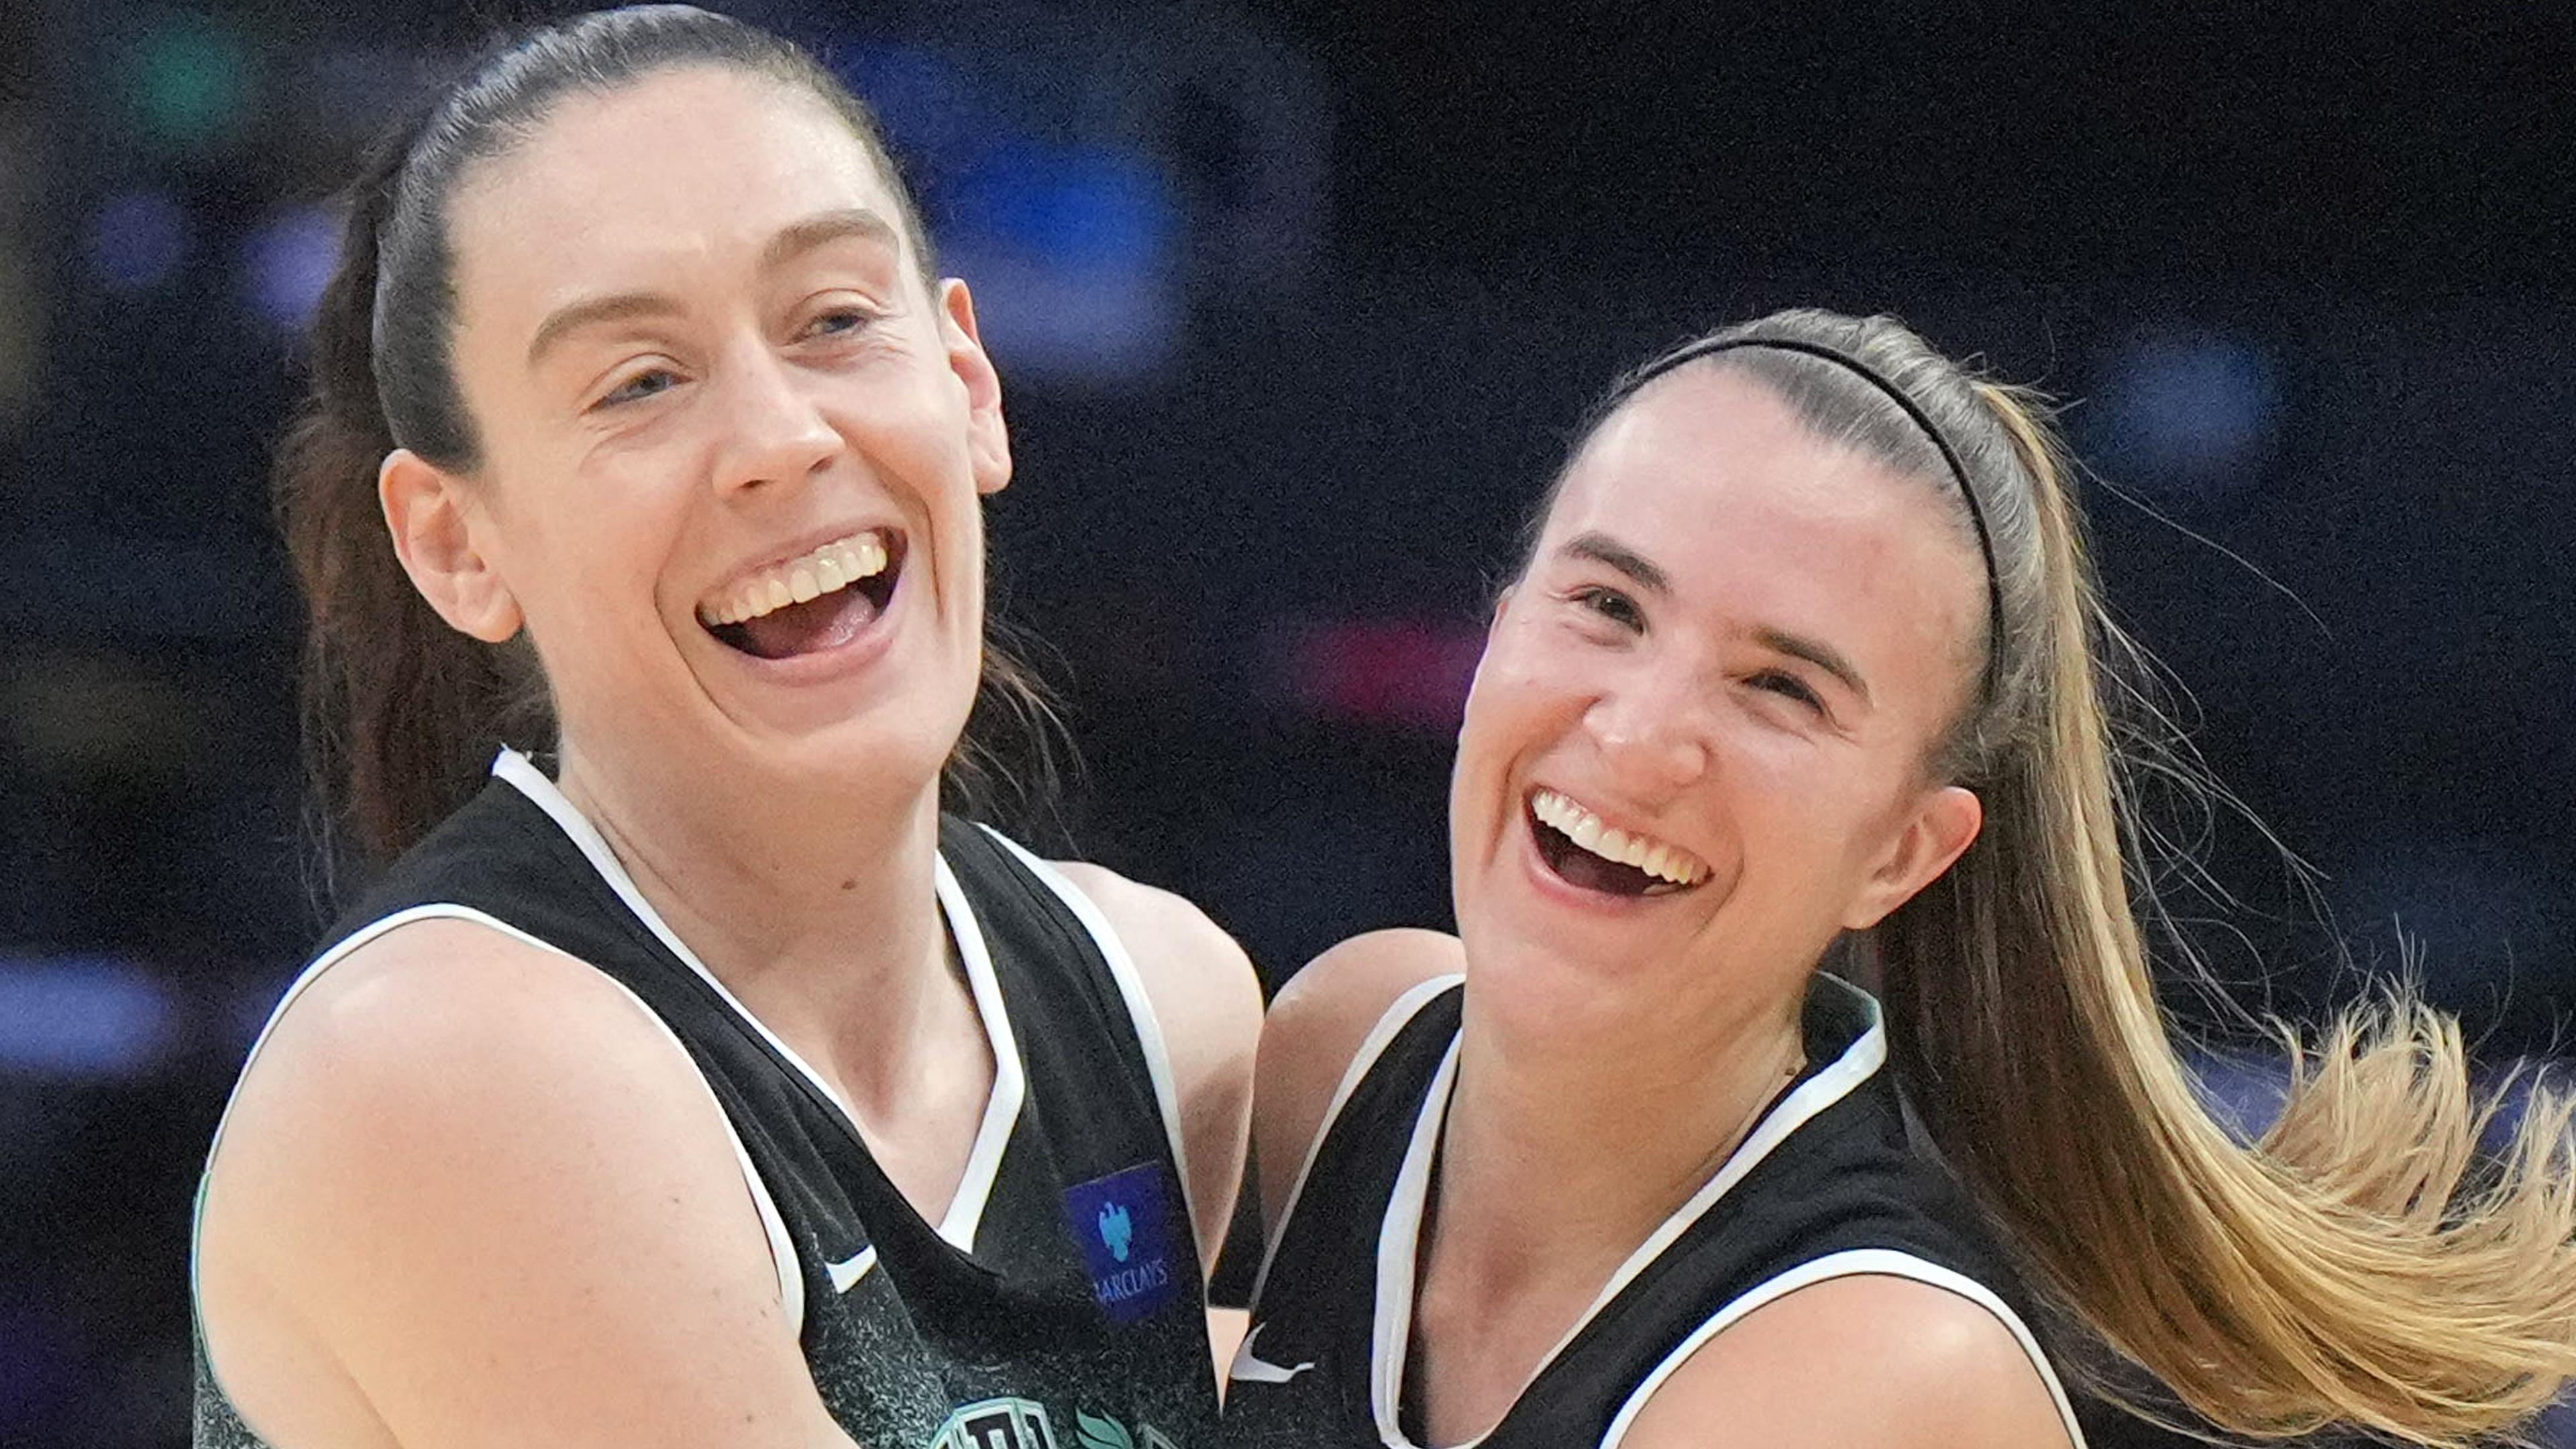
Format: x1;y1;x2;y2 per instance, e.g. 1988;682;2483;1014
1222;311;2576;1449
189;9;1260;1448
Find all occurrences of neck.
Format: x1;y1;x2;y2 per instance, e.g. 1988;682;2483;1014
1428;971;1810;1314
549;739;966;1123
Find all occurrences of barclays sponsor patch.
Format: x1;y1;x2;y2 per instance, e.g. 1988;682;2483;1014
1059;1161;1180;1325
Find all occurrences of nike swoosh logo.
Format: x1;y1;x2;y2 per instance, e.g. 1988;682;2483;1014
1227;1323;1315;1383
826;1246;877;1294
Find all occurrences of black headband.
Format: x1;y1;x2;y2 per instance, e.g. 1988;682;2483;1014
1613;335;2007;704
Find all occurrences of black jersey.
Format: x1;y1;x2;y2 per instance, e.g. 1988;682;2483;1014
193;751;1218;1449
1218;974;2087;1449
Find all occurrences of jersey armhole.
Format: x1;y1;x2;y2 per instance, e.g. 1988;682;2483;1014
1244;973;1463;1307
189;903;806;1375
977;830;1197;1208
1595;1248;2087;1449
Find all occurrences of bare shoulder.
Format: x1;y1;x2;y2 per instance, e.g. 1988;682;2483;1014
1254;928;1464;1227
208;916;706;1209
1047;860;1264;1051
1618;1273;2073;1449
1048;861;1264;1264
199;916;839;1446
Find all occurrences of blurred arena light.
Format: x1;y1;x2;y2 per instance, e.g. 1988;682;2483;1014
241;201;340;334
0;957;175;1079
1263;617;1484;732
2091;329;2284;499
940;140;1177;388
828;38;1179;389
123;7;254;154
83;188;189;292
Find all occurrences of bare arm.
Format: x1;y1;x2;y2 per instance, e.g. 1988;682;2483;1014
1047;861;1264;1273
1615;1274;2075;1449
197;918;858;1449
1250;928;1463;1239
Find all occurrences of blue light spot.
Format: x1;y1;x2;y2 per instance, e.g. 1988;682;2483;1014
85;189;191;292
2096;331;2284;496
0;957;175;1078
242;203;341;332
951;141;1171;270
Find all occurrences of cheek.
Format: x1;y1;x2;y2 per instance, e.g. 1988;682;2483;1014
487;471;691;663
1451;625;1589;824
1456;624;1570;767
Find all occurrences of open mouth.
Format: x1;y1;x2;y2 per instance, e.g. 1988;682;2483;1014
1526;788;1707;898
698;529;904;661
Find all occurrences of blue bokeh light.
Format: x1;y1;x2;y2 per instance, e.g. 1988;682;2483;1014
241;203;341;333
2094;330;2285;498
0;957;176;1079
83;189;191;292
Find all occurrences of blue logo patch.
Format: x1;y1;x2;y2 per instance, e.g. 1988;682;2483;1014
1059;1161;1180;1325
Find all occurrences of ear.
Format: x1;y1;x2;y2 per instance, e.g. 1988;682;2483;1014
1841;784;1982;930
936;278;1012;496
380;449;523;644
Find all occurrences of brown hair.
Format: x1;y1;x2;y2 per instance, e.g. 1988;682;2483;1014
277;5;1059;871
1549;309;2576;1444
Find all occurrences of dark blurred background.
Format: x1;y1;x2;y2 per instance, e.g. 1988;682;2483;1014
2;1;2572;1444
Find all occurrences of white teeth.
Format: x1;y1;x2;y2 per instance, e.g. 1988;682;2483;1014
1528;788;1708;887
703;530;892;627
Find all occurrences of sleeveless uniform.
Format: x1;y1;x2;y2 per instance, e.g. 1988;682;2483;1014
192;751;1219;1449
1219;973;2088;1449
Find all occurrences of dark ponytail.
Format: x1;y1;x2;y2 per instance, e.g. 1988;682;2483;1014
276;5;1061;875
276;123;549;869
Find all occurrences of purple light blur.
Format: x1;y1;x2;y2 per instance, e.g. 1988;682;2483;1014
84;189;190;292
242;203;341;333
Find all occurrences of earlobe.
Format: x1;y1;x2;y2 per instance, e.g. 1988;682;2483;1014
1843;784;1984;930
380;449;523;644
936;278;1013;496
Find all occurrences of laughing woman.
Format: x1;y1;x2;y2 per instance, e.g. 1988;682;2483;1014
1224;311;2576;1449
190;9;1258;1448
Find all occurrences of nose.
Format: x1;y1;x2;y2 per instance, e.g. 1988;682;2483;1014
708;343;840;496
1584;661;1713;794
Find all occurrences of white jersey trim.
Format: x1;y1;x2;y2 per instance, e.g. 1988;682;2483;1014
1366;975;1890;1449
1242;971;1465;1318
978;829;1194;1221
492;749;1025;1253
190;902;806;1392
1596;1248;2086;1449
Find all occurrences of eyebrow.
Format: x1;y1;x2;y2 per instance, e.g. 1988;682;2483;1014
1756;627;1872;706
523;207;904;367
759;205;900;271
1560;531;1672;595
1560;530;1872;704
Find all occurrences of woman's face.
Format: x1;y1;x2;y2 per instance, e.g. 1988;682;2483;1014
396;65;1008;804
1450;364;1986;1026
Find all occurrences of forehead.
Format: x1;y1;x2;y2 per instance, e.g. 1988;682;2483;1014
1544;366;1984;669
444;66;906;328
1554;366;1925;535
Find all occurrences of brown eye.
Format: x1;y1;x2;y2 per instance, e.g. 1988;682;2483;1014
1573;586;1644;631
1752;669;1824;712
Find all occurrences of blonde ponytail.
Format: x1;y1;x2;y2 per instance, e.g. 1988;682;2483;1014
1878;381;2576;1445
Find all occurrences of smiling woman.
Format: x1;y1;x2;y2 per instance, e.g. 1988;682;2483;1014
191;9;1259;1449
1222;311;2576;1449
